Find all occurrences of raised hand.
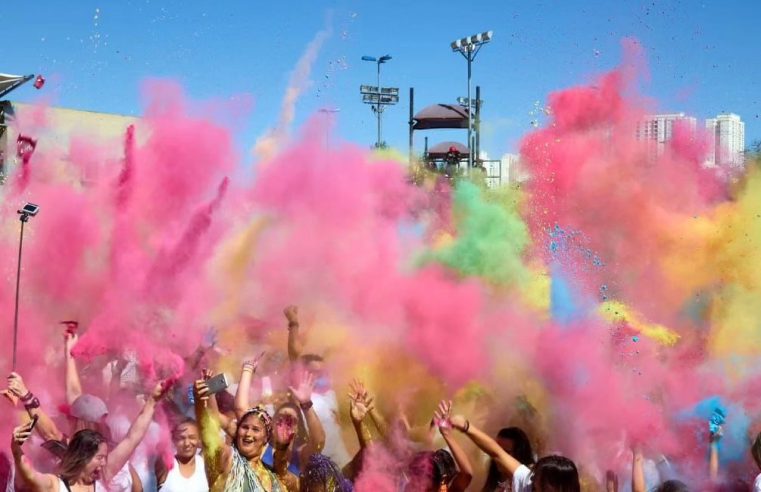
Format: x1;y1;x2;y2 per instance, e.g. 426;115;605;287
242;351;266;374
10;419;36;456
288;369;314;405
63;330;79;357
151;379;174;402
283;305;299;325
434;400;454;435
194;379;211;403
7;372;29;399
448;414;469;432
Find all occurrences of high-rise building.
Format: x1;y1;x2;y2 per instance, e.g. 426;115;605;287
705;113;745;167
636;113;698;158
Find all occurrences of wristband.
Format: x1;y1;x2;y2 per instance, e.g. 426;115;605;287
299;400;313;411
288;321;299;329
20;391;34;402
462;420;470;433
24;397;41;410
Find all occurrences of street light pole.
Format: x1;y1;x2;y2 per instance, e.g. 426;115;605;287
361;54;392;148
451;31;493;169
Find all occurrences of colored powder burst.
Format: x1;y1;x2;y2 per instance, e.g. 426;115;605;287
422;180;530;287
2;38;761;485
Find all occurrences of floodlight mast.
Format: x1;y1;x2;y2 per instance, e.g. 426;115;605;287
361;55;393;148
450;31;492;169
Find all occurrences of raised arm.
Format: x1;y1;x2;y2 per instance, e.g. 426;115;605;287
709;427;721;481
7;372;64;442
632;447;645;492
64;329;83;404
290;369;325;462
348;384;375;449
450;415;523;476
234;356;264;419
10;420;57;492
195;377;232;487
436;401;473;492
350;379;388;438
284;305;304;362
106;381;168;479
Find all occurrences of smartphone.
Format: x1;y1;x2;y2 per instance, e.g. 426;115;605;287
206;373;229;395
41;439;67;459
29;415;39;432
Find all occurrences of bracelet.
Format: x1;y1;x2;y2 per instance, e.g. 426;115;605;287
20;391;34;403
299;400;313;411
24;397;41;410
288;321;299;329
462;420;470;433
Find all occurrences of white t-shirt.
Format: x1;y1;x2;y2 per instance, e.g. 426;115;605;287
160;455;208;492
754;473;761;491
512;464;532;492
311;390;350;466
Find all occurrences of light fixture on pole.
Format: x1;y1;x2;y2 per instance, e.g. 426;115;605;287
12;202;39;370
450;30;493;169
360;54;397;148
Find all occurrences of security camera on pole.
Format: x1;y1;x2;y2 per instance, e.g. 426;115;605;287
450;31;493;169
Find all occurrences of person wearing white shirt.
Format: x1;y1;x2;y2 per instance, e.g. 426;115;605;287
155;419;208;492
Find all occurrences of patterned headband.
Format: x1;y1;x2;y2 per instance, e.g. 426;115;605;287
240;405;273;439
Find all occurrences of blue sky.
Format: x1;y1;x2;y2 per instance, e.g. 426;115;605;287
3;0;759;160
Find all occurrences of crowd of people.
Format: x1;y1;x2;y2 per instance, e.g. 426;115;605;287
4;306;761;492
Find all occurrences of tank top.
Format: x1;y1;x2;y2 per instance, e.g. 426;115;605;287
57;477;106;492
160;455;208;492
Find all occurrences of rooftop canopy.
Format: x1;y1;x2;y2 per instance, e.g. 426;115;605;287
0;73;33;99
427;141;469;158
412;103;469;130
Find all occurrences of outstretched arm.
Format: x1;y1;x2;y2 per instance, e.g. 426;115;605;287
195;377;232;487
632;447;645;492
284;306;304;362
11;420;57;492
290;369;325;462
234;356;264;419
709;428;721;481
436;401;473;492
106;381;168;479
6;372;64;442
450;414;523;476
350;379;388;438
64;329;83;404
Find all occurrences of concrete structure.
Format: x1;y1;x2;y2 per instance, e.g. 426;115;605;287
0;101;138;183
483;152;528;188
705;113;745;167
636;113;698;158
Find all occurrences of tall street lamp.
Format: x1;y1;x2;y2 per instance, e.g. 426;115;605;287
450;31;493;169
360;54;395;148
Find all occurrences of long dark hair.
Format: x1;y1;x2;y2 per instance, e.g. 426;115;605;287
531;455;580;492
59;430;107;483
482;427;535;492
654;480;689;492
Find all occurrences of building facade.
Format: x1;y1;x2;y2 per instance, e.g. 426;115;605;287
705;113;745;167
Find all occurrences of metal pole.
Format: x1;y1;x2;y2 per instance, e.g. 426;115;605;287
467;49;473;169
409;87;414;164
12;217;26;371
475;85;481;166
376;62;382;148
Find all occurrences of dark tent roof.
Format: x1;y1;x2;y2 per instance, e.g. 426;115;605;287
427;141;469;158
412;104;469;130
0;73;33;99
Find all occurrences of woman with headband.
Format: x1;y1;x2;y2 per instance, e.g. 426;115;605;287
195;376;285;492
